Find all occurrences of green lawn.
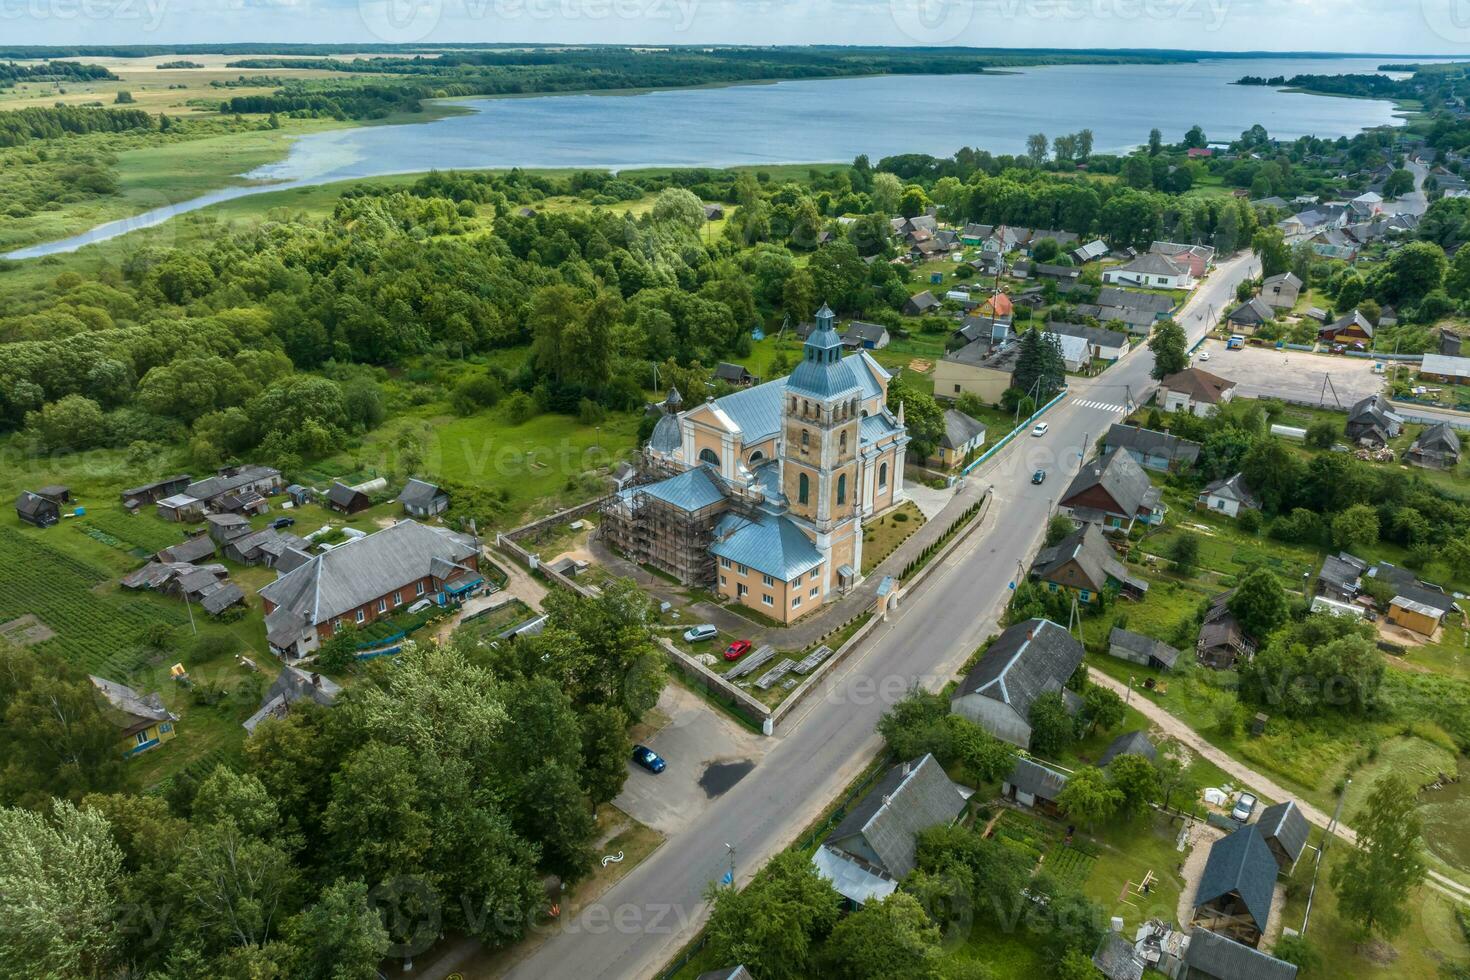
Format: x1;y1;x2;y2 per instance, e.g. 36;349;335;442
860;500;925;574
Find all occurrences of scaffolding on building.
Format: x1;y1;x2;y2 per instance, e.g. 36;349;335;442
599;451;766;587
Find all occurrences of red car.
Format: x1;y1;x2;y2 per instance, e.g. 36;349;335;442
724;639;752;661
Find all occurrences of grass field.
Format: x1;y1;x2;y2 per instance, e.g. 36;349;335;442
860;500;925;574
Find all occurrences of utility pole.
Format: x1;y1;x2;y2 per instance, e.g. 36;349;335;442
1302;778;1351;936
183;592;196;636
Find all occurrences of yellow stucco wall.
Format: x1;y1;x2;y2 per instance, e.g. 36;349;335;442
932;360;1011;405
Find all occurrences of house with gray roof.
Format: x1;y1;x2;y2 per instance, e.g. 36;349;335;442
1198;590;1255;670
1108;628;1180;670
1183;928;1298;980
811;754;967;905
90;675;178;757
1072;304;1160;336
1003;757;1069;810
1255;800;1309;872
1316;552;1366;602
713;362;758;386
156;534;218;565
1260;271;1302;309
1046;321;1128;361
1032;524;1148;603
1191;825;1279;947
1071;239;1110;264
842;321;891;350
1059;450;1165;532
121;474;191;511
1197;473;1260;518
1225;297;1274;331
260;520;481;658
398;478;450;517
1404;422;1462;470
1102;253;1193;290
325;481;372;515
1099;730;1156;766
950;618;1085;748
1093;932;1145;980
15;491;60;528
1102;424;1200;472
1346;394;1403;447
1096;287;1177;314
904;290;941;316
934;409;986;468
243;665;342;734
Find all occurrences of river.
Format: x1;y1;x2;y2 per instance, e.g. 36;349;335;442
6;56;1414;260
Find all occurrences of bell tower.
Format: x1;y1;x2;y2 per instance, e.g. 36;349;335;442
781;305;864;590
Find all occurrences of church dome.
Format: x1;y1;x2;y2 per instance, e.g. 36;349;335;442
649;412;682;454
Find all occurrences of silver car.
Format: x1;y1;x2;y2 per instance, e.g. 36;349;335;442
1231;792;1258;822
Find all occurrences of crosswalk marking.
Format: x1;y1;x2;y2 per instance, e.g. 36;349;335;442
1073;398;1127;413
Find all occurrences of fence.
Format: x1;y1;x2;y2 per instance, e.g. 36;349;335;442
961;388;1070;476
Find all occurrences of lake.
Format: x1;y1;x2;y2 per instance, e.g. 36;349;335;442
7;56;1411;259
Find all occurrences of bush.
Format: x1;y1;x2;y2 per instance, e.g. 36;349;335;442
502;391;536;425
892;512;910;522
1304;419;1340;449
1236;507;1262;534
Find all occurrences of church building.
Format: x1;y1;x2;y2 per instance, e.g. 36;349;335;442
600;306;909;624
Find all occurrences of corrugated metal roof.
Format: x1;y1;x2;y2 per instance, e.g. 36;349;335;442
861;412;904;446
710;512;823;581
629;465;729;513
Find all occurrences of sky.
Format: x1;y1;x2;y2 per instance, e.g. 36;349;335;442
7;0;1470;53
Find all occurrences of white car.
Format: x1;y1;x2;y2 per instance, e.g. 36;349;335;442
1031;422;1049;437
1199;351;1211;361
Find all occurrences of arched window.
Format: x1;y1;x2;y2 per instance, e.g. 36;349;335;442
798;473;809;505
800;430;810;450
749;451;765;464
837;474;847;506
839;431;848;454
879;462;889;488
699;448;720;467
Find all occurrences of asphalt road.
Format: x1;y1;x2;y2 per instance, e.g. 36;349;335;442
483;252;1259;980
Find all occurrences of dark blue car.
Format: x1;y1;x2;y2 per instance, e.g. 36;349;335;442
632;745;666;774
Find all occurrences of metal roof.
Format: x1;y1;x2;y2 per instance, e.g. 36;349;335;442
1108;627;1179;669
710;512;824;581
940;409;987;451
1103;424;1201;464
626;465;729;513
1006;757;1069;799
397;478;446;508
862;412;906;447
955;619;1084;718
1193;825;1278;934
1184;929;1298;980
1061;449;1156;519
1099;730;1157;765
821;754;967;882
1256;800;1309;865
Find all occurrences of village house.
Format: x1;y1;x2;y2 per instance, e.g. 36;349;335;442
1197;590;1255;669
157;465;282;522
1191;825;1279;948
90;675;178;758
325;481;373;515
398;478;451;517
1058;450;1165;532
903;291;941;316
1150;241;1215;277
1158;368;1236;417
933;409;986;469
1108;627;1180;671
120;474;191;511
1073;304;1159;337
1420;353;1470;385
1045;321;1129;361
1196;473;1260;518
1183;930;1299;980
933;336;1023;405
841;321;891;351
224;527;310;568
15;490;60;528
1097;287;1177;316
1224;297;1274;332
1318;310;1374;345
953;313;1011;347
1255;800;1309;873
1093;933;1146;980
156;534;218;565
810;754;967;906
1100;424;1201;472
1098;730;1156;766
1071;239;1110;264
242;665;342;735
1404;422;1462;469
260;519;483;658
1316;552;1367;603
1345;393;1403;447
1002;757;1069;812
1389;595;1447;638
1047;331;1093;373
1031;524;1148;603
1260;272;1303;309
206;512;252;545
714;362;758;387
702;203;724;221
1368;561;1457;639
950;618;1084;749
604;307;908;623
1102;253;1194;290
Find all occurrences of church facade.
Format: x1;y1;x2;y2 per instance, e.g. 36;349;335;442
603;306;909;624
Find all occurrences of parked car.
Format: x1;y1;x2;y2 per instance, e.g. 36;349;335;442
1032;422;1049;437
632;745;666;773
1231;792;1258;822
683;624;718;643
1031;470;1046;485
270;516;296;529
1198;351;1211;361
724;639;752;661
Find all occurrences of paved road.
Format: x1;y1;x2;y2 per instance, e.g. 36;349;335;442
472;253;1261;980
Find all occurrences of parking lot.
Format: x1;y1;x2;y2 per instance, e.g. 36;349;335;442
1192;339;1384;409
